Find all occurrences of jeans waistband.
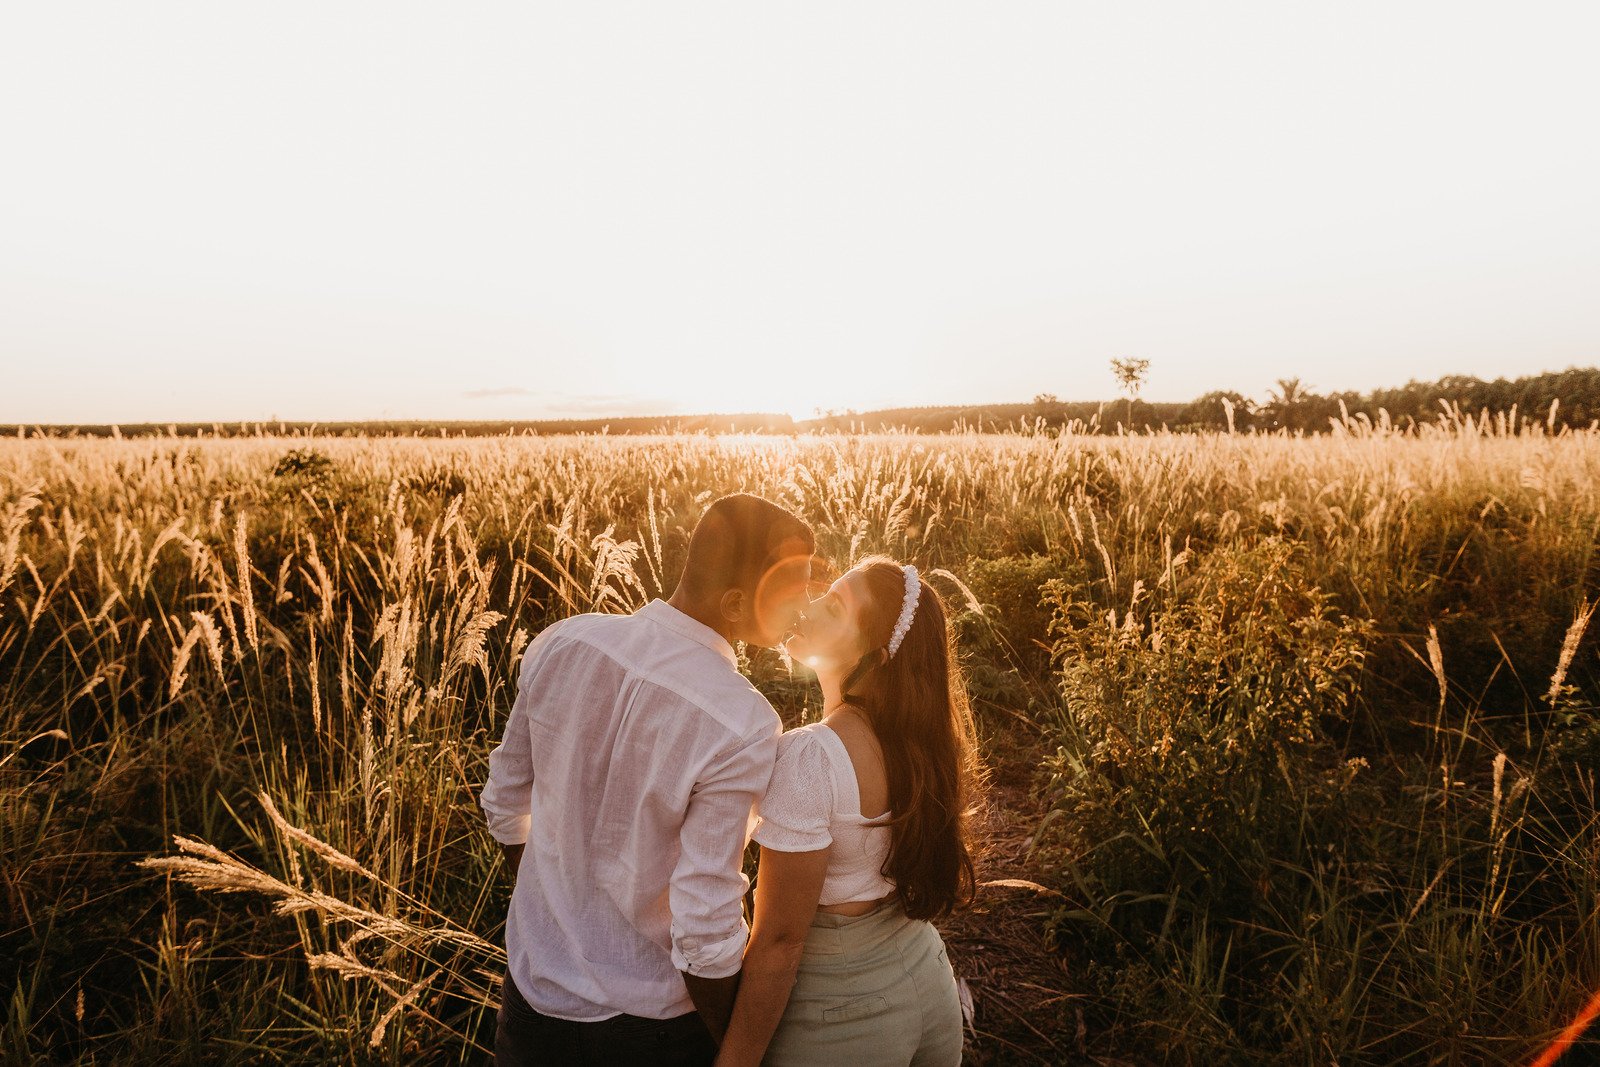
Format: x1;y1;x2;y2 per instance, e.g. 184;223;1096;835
801;899;917;958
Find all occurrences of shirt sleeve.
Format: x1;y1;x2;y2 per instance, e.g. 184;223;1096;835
751;729;835;853
668;714;780;978
479;625;558;846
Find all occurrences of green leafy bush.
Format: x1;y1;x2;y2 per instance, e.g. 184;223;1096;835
962;553;1087;668
1043;541;1374;1045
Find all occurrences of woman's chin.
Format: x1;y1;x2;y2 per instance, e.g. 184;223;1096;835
783;639;830;673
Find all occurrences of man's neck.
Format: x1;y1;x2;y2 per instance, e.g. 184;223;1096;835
666;590;739;647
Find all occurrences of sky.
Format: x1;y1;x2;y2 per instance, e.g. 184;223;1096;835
2;2;1597;424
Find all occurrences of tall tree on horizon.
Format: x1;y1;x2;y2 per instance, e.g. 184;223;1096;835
1110;357;1151;431
1267;377;1310;429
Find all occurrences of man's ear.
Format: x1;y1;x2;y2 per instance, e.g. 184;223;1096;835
718;588;745;625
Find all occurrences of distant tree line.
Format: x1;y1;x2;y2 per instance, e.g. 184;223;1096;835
1;413;800;439
1167;367;1599;433
806;368;1599;434
8;367;1596;438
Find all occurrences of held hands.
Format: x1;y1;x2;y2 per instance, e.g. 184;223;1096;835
501;841;525;880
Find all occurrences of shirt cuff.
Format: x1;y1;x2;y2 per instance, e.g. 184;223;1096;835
669;920;750;979
484;813;531;846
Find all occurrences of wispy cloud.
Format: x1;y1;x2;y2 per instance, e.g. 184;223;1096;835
461;387;674;418
462;386;536;399
547;394;673;417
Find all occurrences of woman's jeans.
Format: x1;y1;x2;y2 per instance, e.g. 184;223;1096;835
762;900;964;1067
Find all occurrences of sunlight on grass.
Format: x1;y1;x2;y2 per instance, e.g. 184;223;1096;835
2;415;1597;1061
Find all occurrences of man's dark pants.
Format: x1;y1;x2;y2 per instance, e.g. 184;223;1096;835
495;973;717;1066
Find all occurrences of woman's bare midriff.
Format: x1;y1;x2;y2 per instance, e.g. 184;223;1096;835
817;893;894;917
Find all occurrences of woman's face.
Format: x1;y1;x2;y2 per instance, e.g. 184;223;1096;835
785;569;876;671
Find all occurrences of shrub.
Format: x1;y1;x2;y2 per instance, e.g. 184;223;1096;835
271;447;336;482
961;552;1087;672
1043;541;1373;1046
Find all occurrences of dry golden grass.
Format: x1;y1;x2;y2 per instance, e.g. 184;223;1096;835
1;420;1596;1063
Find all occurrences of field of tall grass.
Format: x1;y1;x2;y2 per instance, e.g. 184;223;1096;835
3;422;1597;1064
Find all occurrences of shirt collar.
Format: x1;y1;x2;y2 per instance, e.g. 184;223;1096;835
637;599;739;667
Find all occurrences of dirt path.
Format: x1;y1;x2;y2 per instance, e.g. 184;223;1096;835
938;720;1082;1064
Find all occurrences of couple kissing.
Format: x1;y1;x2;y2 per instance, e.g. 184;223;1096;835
481;493;981;1066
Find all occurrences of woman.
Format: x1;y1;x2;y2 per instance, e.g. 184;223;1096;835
714;557;982;1066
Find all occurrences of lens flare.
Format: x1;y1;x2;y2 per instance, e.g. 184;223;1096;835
751;548;815;641
1528;986;1600;1067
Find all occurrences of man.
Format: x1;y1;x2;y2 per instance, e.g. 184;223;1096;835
481;494;814;1066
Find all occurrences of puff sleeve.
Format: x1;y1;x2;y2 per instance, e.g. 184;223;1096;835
751;728;834;853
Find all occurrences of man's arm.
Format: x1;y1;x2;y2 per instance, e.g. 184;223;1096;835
669;722;780;1043
481;632;554;875
482;700;534;855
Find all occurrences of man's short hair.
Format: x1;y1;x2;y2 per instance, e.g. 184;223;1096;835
678;494;813;597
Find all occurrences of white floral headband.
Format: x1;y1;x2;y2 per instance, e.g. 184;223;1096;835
886;564;921;658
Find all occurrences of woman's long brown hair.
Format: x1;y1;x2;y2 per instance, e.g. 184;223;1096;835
841;557;983;921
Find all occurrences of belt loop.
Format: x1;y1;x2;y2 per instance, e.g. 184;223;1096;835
803;925;846;956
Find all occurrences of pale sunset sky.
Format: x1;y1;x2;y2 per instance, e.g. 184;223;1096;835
2;2;1597;424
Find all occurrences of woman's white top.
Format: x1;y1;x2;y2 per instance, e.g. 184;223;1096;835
751;721;897;906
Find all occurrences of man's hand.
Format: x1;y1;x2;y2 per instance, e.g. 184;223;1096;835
501;842;525;880
682;971;740;1045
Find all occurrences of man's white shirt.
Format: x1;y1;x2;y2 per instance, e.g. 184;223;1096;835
481;599;780;1021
